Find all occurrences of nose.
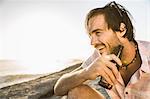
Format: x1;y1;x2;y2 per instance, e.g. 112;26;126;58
90;35;99;46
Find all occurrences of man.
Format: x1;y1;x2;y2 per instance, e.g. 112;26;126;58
54;1;150;99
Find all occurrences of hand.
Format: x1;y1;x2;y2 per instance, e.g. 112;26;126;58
85;52;122;85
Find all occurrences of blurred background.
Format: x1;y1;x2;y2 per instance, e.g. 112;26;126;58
0;0;150;75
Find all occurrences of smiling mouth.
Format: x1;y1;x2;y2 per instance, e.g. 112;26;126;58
96;46;105;54
99;48;104;54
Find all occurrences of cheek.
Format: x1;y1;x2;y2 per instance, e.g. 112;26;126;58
107;33;119;43
100;34;112;43
103;35;117;48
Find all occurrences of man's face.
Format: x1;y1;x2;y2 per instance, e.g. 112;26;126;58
87;14;121;54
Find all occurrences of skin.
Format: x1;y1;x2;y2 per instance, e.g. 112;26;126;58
54;14;139;98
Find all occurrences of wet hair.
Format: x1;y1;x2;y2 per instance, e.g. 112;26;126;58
85;1;135;41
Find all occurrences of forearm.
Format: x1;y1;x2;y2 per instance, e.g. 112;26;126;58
54;68;87;96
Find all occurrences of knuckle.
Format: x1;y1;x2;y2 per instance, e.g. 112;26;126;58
111;54;116;57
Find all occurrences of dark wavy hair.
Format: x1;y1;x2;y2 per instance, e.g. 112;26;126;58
85;1;135;41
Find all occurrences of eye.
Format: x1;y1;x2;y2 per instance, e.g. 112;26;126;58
95;32;102;36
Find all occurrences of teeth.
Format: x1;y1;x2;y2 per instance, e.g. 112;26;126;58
97;46;105;50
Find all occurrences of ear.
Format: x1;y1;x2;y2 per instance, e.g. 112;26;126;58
116;23;126;37
119;23;126;36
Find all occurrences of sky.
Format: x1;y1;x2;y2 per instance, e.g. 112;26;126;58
0;0;150;75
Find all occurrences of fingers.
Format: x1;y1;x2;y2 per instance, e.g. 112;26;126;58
100;53;121;81
101;53;122;67
110;54;122;66
103;67;117;85
100;67;117;86
105;61;119;79
101;72;113;85
87;53;121;86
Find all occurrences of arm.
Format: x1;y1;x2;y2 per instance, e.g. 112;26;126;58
54;66;87;96
54;53;121;96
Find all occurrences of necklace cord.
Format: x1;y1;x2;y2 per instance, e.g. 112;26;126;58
120;44;137;70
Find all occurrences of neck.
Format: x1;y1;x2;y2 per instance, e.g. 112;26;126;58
121;41;136;65
119;40;142;86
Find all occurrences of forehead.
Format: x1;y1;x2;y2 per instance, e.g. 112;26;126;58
88;14;108;33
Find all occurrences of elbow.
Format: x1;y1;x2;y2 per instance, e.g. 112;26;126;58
54;77;68;96
54;83;67;96
54;73;73;96
54;84;61;96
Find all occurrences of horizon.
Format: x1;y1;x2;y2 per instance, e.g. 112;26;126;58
0;0;150;75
